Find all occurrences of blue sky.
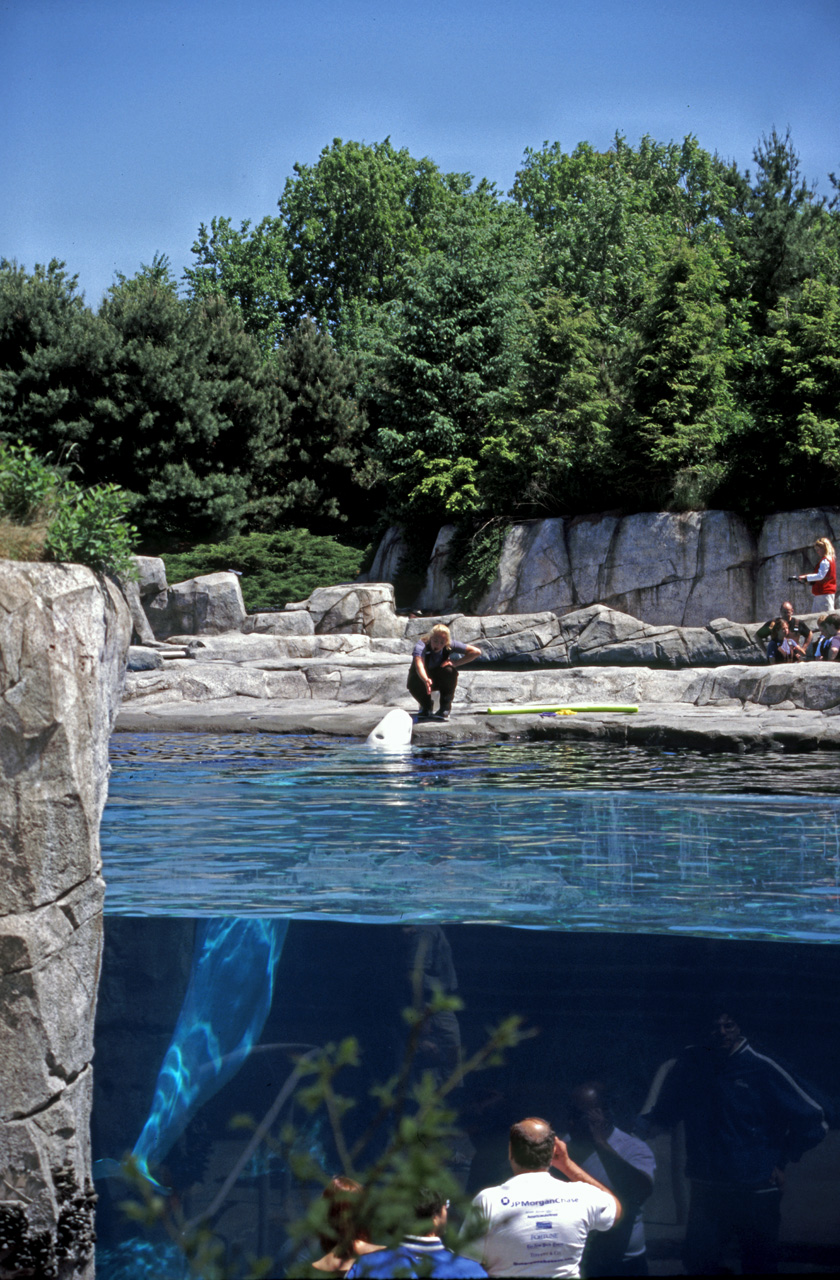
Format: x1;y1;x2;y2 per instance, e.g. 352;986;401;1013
2;0;838;306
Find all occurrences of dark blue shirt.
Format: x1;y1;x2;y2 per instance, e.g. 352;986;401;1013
348;1236;487;1279
637;1040;827;1185
412;640;468;672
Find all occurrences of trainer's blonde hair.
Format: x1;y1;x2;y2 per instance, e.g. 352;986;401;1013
424;623;451;645
814;537;835;559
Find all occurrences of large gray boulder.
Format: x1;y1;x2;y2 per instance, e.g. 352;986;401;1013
287;583;406;638
0;561;130;1280
146;571;247;638
404;605;764;668
120;577;156;644
243;609;315;636
132;554;167;599
472;511;756;625
414;525;460;613
359;525;408;584
475;518;575;615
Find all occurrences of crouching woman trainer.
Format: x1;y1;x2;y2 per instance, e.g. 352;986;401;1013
407;624;480;720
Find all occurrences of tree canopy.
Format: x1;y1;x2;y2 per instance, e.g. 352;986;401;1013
2;128;838;558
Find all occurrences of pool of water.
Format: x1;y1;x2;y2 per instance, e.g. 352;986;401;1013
103;735;840;942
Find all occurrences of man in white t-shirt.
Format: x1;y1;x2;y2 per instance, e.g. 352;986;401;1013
463;1116;621;1278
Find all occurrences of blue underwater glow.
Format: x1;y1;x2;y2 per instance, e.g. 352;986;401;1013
94;735;840;1277
129;917;288;1184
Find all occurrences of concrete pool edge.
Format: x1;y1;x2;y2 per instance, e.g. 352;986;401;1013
114;696;840;753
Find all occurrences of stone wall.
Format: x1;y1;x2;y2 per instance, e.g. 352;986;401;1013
366;508;840;625
0;563;130;1280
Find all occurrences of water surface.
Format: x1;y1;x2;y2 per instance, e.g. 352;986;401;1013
103;735;840;942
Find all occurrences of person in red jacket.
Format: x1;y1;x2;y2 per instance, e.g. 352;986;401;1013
795;537;836;610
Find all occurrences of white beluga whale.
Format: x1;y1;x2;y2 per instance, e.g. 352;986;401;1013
365;707;414;750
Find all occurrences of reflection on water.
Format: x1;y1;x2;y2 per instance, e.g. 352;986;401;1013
102;735;840;942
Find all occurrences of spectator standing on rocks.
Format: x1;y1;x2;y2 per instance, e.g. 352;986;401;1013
765;618;806;664
463;1116;621;1277
634;1010;828;1276
795;537;836;611
563;1083;655;1277
408;624;480;721
756;601;811;650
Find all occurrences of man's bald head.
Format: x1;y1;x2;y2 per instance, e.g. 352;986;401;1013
781;601;794;619
509;1117;556;1171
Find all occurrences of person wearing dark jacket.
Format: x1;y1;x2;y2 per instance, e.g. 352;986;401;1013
635;1011;828;1275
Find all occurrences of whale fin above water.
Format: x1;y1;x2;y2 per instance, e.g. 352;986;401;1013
123;917;288;1185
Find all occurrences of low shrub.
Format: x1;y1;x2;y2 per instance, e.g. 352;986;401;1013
161;529;371;612
0;440;137;577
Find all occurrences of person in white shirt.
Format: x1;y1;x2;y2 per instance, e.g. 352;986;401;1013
563;1083;655;1277
794;537;836;611
463;1115;621;1278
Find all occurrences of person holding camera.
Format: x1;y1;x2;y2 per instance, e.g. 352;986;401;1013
794;537;836;611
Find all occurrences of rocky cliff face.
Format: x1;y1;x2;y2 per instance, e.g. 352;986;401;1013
369;508;840;625
0;563;130;1280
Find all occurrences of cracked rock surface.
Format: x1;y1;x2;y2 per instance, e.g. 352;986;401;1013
1;562;130;1280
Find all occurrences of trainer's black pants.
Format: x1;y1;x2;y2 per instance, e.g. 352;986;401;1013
406;664;458;714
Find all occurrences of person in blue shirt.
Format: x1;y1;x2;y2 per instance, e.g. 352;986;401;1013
347;1188;487;1279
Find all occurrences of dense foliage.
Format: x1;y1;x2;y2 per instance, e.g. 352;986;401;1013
161;528;370;611
3;128;839;576
0;440;137;576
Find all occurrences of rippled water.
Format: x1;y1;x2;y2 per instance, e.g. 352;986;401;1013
102;735;840;942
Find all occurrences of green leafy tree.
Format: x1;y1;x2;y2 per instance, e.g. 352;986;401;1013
717;128;829;329
370;190;538;521
95;258;280;542
624;241;750;508
479;293;624;517
249;318;381;532
721;279;840;515
0;257;115;459
510;134;730;338
277;137;472;334
183;215;291;354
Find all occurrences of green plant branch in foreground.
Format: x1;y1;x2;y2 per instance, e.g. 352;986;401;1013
0;440;137;578
117;993;534;1278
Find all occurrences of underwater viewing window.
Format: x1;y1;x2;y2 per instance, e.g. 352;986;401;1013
93;734;840;1278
